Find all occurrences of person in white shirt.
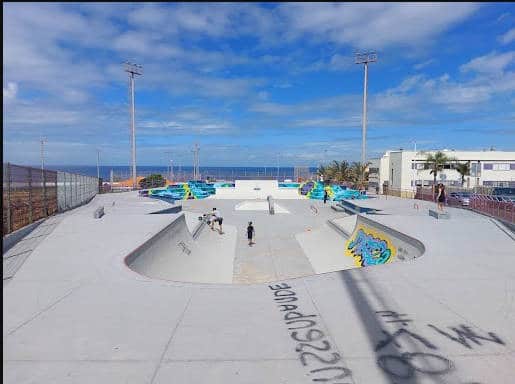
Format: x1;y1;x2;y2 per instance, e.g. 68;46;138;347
211;207;223;233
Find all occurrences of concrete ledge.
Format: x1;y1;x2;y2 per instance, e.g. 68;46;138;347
330;204;346;212
429;209;450;219
2;218;45;254
93;206;105;219
337;200;380;214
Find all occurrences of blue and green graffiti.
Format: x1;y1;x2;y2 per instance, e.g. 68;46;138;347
345;225;396;267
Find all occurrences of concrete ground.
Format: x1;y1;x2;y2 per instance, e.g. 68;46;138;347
3;192;515;383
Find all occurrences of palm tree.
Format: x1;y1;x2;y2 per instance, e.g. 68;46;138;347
424;151;452;198
317;164;332;183
334;160;352;183
455;161;471;187
350;161;371;189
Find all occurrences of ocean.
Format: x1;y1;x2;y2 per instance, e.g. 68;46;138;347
42;165;317;181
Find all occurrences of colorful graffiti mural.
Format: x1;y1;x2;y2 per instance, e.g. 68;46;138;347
345;225;396;267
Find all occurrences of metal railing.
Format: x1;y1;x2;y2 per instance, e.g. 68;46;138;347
3;163;99;235
383;187;515;224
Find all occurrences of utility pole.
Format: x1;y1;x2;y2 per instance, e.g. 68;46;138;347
355;51;377;165
124;61;143;189
96;148;101;180
165;151;173;182
192;143;200;180
40;137;47;171
276;154;280;180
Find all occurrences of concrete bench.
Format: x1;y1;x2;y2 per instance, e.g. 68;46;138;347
429;209;450;219
93;206;105;219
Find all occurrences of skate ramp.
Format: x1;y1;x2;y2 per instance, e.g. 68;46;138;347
297;214;425;273
126;208;424;284
344;214;425;266
126;213;236;284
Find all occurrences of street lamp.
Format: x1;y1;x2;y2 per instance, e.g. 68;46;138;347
355;51;377;165
124;61;143;189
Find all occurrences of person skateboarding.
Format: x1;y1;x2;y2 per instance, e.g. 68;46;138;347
323;189;329;204
212;207;223;234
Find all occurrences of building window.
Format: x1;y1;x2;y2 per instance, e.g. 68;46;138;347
471;163;481;177
492;163;510;171
483;164;493;170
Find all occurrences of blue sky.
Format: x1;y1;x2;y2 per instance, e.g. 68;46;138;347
3;2;515;167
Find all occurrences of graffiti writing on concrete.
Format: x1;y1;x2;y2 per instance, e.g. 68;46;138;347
269;283;352;383
375;310;507;381
345;225;396;267
177;241;191;255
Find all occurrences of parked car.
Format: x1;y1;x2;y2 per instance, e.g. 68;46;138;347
449;192;471;206
491;187;515;202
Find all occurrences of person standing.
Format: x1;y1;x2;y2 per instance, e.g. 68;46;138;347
247;221;255;246
437;184;446;212
323;189;328;204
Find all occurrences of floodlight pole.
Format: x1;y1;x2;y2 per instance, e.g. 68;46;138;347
124;61;143;189
355;52;377;165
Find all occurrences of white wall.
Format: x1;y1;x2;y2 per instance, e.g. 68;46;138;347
377;150;515;190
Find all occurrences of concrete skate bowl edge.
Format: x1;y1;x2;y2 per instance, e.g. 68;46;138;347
343;214;425;268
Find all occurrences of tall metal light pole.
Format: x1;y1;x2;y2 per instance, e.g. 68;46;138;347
124;61;143;189
355;51;377;165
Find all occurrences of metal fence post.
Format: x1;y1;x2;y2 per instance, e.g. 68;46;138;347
28;167;33;224
75;174;78;207
42;168;47;217
63;172;67;210
6;163;12;234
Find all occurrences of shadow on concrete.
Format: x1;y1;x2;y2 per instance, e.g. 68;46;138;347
340;269;457;383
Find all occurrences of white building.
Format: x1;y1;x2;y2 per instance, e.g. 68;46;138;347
370;149;515;192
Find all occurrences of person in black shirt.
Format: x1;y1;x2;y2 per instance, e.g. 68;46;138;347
247;221;255;246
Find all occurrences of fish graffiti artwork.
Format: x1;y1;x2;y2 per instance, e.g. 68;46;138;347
345;225;396;267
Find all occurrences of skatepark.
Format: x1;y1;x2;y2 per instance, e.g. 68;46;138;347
3;190;515;383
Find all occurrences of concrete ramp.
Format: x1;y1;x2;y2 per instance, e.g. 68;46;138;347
344;214;425;267
125;213;236;284
297;214;425;273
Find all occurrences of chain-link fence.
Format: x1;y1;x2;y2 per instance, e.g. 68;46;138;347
57;172;98;212
3;163;99;235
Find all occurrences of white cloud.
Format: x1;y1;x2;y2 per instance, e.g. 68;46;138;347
460;51;515;74
499;28;515;45
3;82;18;102
414;59;436;70
277;3;479;49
